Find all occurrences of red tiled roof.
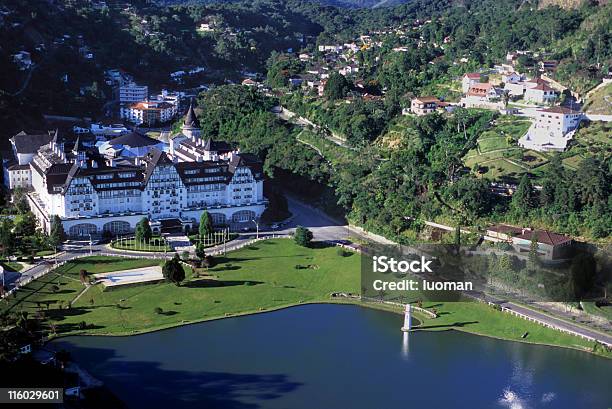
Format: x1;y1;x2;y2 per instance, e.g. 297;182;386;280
531;83;554;92
467;83;492;97
540;106;580;115
516;229;572;246
464;73;481;79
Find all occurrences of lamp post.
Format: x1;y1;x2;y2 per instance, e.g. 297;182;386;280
251;219;259;239
88;233;92;255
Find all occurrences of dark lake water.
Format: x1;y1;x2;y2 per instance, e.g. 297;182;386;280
50;304;612;409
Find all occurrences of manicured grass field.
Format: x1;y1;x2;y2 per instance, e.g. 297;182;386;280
1;240;608;356
111;237;170;252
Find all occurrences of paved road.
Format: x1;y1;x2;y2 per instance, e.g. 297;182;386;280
494;296;612;346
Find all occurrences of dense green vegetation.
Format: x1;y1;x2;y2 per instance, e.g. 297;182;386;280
196;85;610;241
2;0;610;129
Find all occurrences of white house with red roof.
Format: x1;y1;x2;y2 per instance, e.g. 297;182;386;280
511;228;573;261
462;72;481;93
486;224;573;261
460;83;504;109
524;80;557;104
409;96;448;115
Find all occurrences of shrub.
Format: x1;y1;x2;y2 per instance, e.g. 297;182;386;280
294;226;313;247
336;248;350;257
154;307;163;314
78;321;87;330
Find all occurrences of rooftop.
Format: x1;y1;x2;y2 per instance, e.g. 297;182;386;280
108;132;161;148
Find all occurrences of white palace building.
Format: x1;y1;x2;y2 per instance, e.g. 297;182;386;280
4;104;267;238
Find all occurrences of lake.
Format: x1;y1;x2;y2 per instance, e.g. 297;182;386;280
50;304;612;409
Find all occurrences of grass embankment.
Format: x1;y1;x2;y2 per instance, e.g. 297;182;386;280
582;301;612;321
1;240;609;357
583;82;612;115
560;121;612;170
111;236;170;252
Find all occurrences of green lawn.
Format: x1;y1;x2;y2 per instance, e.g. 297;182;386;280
416;301;602;355
462;116;535;181
1;240;608;357
111;237;170;252
1;261;24;272
478;136;508;153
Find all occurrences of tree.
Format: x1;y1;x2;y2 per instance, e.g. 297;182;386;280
540;155;563;208
13;189;30;214
13;212;37;238
199;211;213;239
135;217;152;243
49;215;66;248
511;174;534;217
163;254;185;286
294;226;313;247
324;73;351;101
79;269;88;285
195;242;206;261
569;252;597;300
528;232;539;269
0;218;14;258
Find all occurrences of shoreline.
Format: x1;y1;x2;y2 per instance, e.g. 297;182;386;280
44;299;611;359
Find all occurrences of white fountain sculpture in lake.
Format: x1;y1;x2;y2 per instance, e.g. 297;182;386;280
401;303;412;332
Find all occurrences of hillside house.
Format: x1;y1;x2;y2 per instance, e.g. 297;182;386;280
462;73;481;93
461;83;504;109
409;96;447;116
486;224;573;261
524;81;557;104
518;107;583;152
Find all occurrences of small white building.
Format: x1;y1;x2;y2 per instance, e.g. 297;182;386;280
410;96;446;116
524;82;557;104
502;71;522;84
